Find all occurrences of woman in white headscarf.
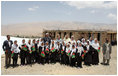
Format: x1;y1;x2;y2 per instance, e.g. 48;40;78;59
91;38;100;65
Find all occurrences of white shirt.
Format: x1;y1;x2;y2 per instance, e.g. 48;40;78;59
89;40;94;45
31;43;35;47
66;47;71;53
81;42;87;46
71;48;76;56
56;38;62;44
92;42;99;50
77;40;81;44
71;40;76;45
62;45;65;50
50;43;56;49
45;45;49;49
55;44;61;50
64;38;71;44
41;45;45;51
19;43;26;48
86;45;90;51
77;46;84;56
11;44;19;53
27;43;31;50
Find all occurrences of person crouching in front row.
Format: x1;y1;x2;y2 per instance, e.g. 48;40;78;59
11;40;19;68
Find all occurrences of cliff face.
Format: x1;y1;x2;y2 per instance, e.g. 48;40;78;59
1;21;117;37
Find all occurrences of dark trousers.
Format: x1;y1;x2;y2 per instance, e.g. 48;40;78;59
65;55;69;65
40;57;45;64
26;53;32;64
50;52;56;63
70;58;76;67
12;53;18;67
21;58;25;65
32;52;36;63
61;54;66;65
76;54;82;68
5;52;11;68
45;54;50;63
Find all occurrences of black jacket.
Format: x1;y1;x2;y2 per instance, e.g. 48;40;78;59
2;40;13;53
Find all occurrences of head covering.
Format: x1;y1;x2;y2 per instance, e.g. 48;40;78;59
81;38;85;42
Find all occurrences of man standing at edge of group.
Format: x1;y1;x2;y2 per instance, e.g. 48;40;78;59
101;38;112;65
2;35;13;69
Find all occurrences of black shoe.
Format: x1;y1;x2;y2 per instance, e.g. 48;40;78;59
101;63;106;65
104;63;109;65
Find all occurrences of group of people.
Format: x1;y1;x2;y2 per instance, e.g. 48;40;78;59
2;33;112;69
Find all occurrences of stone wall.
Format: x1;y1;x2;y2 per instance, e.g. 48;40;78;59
43;30;117;45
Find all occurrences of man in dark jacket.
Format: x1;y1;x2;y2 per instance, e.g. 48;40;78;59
43;33;51;46
2;35;13;69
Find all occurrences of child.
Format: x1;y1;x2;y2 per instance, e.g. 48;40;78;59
60;41;66;65
27;40;32;65
76;43;84;68
65;43;71;65
39;42;45;65
70;45;77;67
19;39;28;66
11;40;19;68
50;40;56;63
35;40;39;63
84;41;92;66
55;41;61;62
31;39;36;63
45;42;50;64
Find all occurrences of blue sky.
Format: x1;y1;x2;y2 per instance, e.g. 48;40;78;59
1;1;117;25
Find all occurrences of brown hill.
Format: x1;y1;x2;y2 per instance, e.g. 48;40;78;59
1;21;117;37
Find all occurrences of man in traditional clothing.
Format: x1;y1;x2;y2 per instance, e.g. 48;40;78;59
3;35;13;69
101;39;112;65
63;34;71;44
